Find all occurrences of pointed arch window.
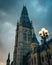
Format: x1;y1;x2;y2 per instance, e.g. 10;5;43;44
45;52;51;61
31;58;33;65
34;56;36;64
48;53;51;59
42;56;44;62
23;32;27;41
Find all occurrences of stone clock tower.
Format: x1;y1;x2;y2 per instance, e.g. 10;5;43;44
13;6;38;65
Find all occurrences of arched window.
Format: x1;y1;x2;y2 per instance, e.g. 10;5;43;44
34;56;36;64
31;58;33;65
42;56;44;62
23;32;27;41
48;53;51;59
45;53;51;61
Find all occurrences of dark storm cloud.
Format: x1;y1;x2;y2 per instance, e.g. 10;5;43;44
34;0;52;35
37;0;52;22
30;0;52;28
38;0;52;7
46;4;52;25
38;0;52;29
0;0;52;65
38;0;52;22
0;0;22;25
0;0;17;11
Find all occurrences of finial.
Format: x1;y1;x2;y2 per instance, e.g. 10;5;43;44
8;52;10;59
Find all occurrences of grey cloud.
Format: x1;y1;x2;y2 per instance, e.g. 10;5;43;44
0;22;16;62
0;0;17;10
0;0;52;64
46;4;52;24
38;0;52;7
33;0;52;26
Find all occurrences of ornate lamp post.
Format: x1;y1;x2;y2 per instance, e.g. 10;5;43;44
39;28;50;65
39;28;49;41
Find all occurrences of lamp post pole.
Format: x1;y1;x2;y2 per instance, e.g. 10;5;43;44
39;28;50;65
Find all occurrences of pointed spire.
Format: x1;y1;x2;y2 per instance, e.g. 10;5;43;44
20;6;32;28
21;6;28;16
6;53;10;65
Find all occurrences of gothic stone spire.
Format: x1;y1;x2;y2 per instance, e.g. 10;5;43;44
21;6;28;16
20;6;32;28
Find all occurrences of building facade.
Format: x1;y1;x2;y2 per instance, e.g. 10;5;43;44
28;39;52;65
13;6;39;65
6;6;52;65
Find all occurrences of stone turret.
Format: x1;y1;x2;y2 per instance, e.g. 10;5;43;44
6;53;10;65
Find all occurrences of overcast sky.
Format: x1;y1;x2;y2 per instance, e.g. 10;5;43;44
0;0;52;65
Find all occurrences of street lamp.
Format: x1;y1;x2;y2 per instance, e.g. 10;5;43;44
39;28;50;65
39;28;49;39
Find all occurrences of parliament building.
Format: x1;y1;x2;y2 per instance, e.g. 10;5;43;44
6;6;52;65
